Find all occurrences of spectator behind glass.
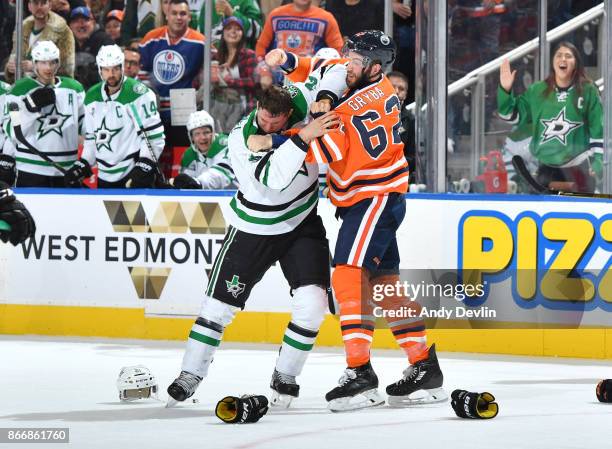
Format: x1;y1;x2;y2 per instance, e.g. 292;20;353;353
139;0;205;146
87;0;107;23
392;0;415;103
210;16;257;133
498;42;604;193
50;0;71;21
325;0;384;40
123;47;141;78
196;0;263;50
4;0;75;83
256;0;343;58
0;0;17;72
121;0;169;43
70;6;114;88
105;9;124;43
388;70;416;182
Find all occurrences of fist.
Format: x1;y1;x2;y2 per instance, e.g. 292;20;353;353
247;135;273;152
265;49;287;67
310;99;332;115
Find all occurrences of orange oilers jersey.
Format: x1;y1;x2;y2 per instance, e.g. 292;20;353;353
285;56;349;84
306;75;408;207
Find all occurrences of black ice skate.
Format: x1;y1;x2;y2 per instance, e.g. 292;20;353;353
325;361;385;412
166;371;202;408
270;369;300;408
386;344;447;406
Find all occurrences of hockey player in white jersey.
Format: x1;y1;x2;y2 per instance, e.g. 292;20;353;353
64;45;165;188
171;110;236;189
167;86;341;409
2;41;85;187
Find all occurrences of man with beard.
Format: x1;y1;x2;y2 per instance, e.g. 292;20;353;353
69;6;114;88
4;0;75;83
64;44;165;188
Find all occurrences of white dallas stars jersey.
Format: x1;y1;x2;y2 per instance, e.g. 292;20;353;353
0;81;11;154
3;77;84;177
82;77;165;183
226;111;318;235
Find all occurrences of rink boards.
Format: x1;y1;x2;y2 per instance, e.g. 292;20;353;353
0;189;611;358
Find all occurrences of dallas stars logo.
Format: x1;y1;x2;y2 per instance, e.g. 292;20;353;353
36;105;71;139
540;108;582;146
95;117;122;152
225;275;246;298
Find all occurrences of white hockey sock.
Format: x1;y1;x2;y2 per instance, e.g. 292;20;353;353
181;317;223;378
275;321;319;377
275;285;327;376
181;295;239;377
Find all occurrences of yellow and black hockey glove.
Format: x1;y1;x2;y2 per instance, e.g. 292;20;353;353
451;389;498;419
215;394;269;424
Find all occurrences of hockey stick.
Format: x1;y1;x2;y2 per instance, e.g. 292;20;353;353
511;155;611;199
126;103;169;187
8;102;69;175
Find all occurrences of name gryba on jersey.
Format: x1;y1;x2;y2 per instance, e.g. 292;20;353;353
347;87;386;111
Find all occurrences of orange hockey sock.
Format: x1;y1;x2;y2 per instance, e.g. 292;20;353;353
332;264;374;367
372;274;429;364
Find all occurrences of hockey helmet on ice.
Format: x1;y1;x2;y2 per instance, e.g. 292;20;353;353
116;365;158;401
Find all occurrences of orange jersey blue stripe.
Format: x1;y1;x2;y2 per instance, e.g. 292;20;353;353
306;75;408;207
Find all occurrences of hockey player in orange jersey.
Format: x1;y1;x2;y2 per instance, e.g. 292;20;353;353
256;32;447;411
306;31;446;412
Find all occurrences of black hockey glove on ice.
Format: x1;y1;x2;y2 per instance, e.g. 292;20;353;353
0;154;16;185
215;395;269;423
126;158;157;188
451;389;498;419
64;159;93;187
0;181;36;245
596;379;612;402
24;87;56;112
172;173;201;189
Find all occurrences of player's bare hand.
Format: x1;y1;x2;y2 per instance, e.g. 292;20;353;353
265;49;287;67
298;111;340;143
500;59;516;92
247;135;273;152
310;99;332;115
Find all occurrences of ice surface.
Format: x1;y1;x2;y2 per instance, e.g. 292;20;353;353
1;336;610;449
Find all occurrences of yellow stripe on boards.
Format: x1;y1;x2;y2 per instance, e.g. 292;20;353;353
0;303;610;359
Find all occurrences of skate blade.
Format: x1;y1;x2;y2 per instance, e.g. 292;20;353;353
387;387;448;407
328;389;385;412
165;397;179;408
270;390;295;409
